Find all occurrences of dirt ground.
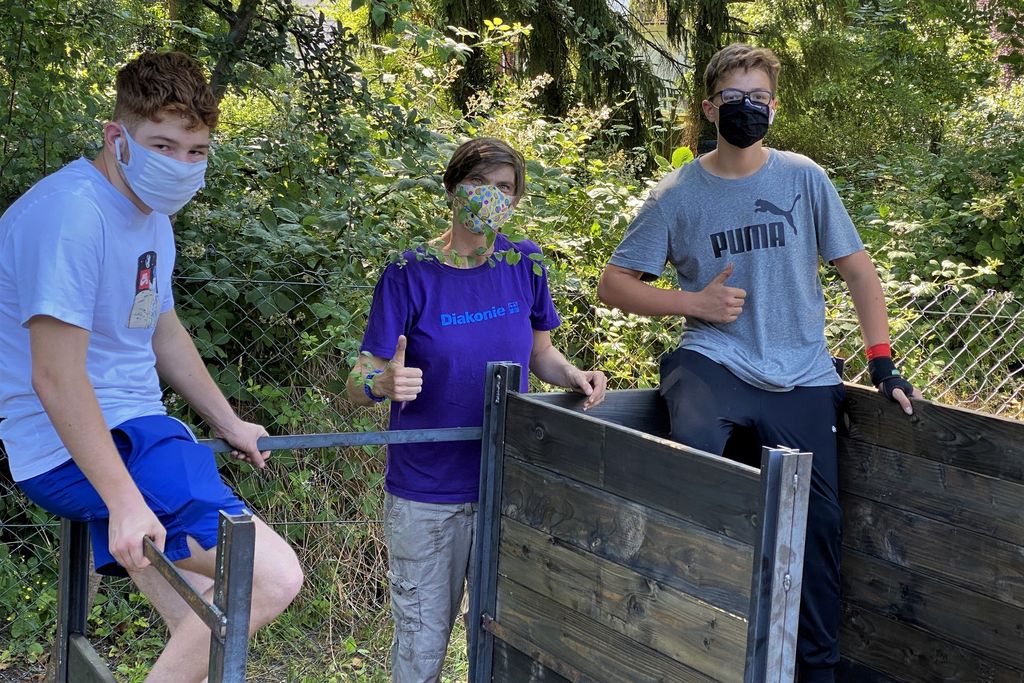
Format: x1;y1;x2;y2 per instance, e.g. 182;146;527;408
0;658;48;683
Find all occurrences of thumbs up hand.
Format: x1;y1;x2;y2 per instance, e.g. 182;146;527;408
372;335;424;402
692;263;746;324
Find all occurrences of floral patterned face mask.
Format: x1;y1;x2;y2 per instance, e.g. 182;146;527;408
454;184;514;234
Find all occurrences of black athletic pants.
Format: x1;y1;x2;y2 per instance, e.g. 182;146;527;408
660;349;843;683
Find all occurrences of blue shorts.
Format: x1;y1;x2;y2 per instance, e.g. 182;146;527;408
18;415;249;576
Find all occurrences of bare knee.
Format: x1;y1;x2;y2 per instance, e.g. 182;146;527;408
255;555;303;616
252;531;304;616
270;551;303;607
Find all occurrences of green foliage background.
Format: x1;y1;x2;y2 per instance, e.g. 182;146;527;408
1;0;1023;679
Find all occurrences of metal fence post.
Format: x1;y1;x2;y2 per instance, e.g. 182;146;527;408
55;519;116;683
208;511;256;683
55;519;88;683
468;362;520;683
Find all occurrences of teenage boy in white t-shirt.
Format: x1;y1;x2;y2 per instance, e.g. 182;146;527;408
0;52;302;682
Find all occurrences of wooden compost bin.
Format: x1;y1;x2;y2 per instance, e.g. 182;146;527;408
471;379;1024;682
469;365;814;683
836;386;1024;681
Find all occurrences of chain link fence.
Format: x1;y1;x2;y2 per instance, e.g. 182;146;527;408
3;257;1024;682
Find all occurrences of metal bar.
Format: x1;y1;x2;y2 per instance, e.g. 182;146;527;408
55;519;91;683
208;512;256;683
468;362;520;683
51;426;478;681
743;446;812;683
200;427;482;453
482;615;598;683
764;448;812;682
67;634;117;683
143;537;226;637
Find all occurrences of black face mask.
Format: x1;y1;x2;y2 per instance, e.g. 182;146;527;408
716;98;771;149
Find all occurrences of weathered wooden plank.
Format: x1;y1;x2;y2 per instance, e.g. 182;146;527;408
495;576;719;683
506;394;762;543
842;549;1024;669
498;517;748;681
528;390;762;467
841;385;1024;484
486;616;597;683
840;603;1024;683
502;458;753;615
842;494;1024;608
836;658;901;683
601;426;761;543
505;394;607;486
527;389;671;437
492;637;573;683
839;438;1024;547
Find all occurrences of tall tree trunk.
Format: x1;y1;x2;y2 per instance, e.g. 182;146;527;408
208;0;262;103
443;0;499;111
525;0;569;116
688;0;727;150
167;0;205;55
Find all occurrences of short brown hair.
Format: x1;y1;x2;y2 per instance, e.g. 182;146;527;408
704;44;781;99
113;52;219;131
443;138;526;198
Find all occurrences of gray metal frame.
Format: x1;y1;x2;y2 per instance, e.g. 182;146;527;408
55;512;256;683
55;519;116;683
468;362;520;683
208;512;256;681
203;427;483;453
140;512;255;683
52;425;486;682
744;445;813;683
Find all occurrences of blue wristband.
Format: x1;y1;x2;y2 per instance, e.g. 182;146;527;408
363;369;386;403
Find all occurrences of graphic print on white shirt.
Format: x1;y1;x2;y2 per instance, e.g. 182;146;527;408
127;250;159;328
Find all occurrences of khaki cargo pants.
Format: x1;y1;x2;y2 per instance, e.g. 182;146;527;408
384;493;477;683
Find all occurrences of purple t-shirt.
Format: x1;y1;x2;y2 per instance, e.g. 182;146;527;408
361;234;561;503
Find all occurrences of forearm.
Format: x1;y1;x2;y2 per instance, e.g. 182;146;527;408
837;252;891;347
153;312;238;432
529;342;575;388
346;355;386;406
596;266;682;315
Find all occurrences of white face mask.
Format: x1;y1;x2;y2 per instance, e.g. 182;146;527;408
115;126;208;215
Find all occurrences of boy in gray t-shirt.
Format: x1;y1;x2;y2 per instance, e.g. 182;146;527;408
598;44;919;683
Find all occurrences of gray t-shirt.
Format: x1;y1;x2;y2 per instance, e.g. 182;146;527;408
610;149;863;391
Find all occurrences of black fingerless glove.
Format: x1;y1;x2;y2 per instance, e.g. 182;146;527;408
868;356;914;401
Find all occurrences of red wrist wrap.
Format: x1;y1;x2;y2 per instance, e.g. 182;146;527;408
865;343;892;361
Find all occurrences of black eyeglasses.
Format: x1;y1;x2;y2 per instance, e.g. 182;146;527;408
711;89;774;106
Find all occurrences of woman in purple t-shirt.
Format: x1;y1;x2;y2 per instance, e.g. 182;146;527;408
346;137;607;682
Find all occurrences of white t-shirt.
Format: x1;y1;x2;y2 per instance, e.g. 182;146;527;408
0;158;174;481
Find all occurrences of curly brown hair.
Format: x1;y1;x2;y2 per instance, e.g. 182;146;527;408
113;51;219;131
443;138;526;199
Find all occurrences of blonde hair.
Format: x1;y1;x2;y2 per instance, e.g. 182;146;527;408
704;44;781;99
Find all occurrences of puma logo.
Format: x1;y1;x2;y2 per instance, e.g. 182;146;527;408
754;195;801;235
